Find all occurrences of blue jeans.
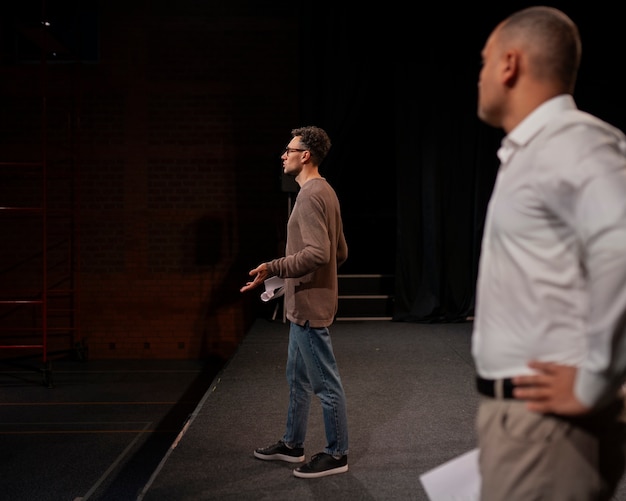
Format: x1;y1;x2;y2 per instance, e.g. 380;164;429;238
282;321;349;457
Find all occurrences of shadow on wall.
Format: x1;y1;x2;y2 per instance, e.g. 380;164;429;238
187;214;257;362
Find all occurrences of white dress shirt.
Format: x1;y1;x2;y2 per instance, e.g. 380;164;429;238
472;94;626;408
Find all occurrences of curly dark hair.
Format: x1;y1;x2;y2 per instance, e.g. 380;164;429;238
290;126;332;165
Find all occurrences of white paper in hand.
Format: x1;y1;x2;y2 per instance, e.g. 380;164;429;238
260;276;285;302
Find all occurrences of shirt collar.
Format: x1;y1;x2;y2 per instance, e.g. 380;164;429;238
497;94;577;165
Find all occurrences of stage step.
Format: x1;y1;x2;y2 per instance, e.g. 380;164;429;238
336;274;395;321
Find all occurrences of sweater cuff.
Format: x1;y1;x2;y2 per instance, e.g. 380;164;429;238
265;261;278;277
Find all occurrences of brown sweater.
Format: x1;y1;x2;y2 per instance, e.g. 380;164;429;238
267;178;348;327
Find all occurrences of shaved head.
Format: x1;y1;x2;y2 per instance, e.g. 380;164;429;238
498;6;581;93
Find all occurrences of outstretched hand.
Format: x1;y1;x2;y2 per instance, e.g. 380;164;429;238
240;263;269;293
512;361;591;416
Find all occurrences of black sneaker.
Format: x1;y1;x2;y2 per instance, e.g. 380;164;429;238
293;452;348;478
254;441;305;463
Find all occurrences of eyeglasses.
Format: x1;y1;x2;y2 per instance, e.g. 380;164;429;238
282;147;307;155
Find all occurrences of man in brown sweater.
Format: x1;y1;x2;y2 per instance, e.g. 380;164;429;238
240;125;349;478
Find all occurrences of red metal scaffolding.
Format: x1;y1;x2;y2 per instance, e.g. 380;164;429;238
0;2;80;387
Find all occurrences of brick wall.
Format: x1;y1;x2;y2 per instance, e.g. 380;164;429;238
0;1;299;361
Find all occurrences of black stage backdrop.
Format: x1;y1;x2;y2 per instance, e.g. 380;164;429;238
294;2;626;323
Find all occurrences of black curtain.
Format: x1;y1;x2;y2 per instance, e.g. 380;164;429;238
296;3;626;323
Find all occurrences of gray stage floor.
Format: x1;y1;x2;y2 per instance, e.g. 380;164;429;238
132;319;448;499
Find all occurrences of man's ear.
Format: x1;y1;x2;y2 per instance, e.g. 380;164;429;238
502;50;520;87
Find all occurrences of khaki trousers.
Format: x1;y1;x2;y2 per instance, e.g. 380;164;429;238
476;397;626;501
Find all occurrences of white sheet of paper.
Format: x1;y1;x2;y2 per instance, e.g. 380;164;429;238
419;448;481;501
260;276;285;302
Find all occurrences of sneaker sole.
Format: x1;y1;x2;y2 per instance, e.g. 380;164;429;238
293;464;348;478
253;451;305;463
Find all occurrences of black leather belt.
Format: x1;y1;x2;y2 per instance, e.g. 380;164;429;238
476;376;516;399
